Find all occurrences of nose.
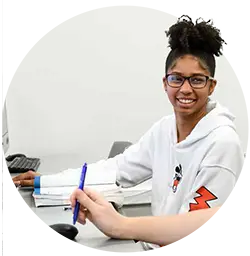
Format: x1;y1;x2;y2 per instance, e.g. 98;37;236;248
179;79;193;94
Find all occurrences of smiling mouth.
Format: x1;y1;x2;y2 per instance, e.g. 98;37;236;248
177;98;196;104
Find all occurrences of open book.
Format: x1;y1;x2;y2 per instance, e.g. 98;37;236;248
32;161;152;207
32;161;121;207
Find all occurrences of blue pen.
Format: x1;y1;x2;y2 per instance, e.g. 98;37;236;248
73;163;87;225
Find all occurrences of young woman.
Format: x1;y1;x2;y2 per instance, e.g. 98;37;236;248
13;15;244;247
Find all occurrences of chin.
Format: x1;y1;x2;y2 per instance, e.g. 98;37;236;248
174;107;196;116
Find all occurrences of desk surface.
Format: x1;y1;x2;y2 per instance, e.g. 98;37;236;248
14;154;148;252
0;207;144;252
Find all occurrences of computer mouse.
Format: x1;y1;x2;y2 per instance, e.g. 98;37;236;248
49;223;78;240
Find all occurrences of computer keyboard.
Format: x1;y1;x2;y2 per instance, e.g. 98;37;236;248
7;156;40;173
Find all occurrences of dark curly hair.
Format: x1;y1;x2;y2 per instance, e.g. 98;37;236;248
165;15;226;77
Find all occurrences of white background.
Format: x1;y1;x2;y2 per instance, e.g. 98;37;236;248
0;0;249;162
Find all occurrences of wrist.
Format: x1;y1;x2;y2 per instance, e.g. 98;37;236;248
115;216;136;240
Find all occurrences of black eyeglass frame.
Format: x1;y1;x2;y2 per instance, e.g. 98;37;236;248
165;74;214;89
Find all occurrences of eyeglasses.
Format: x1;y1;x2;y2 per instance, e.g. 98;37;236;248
165;74;214;89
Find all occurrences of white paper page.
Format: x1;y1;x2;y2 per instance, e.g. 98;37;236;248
35;184;119;196
33;184;123;207
40;159;117;188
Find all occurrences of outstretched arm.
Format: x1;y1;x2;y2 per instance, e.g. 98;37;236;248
70;188;219;246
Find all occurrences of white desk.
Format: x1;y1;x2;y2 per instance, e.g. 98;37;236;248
14;154;150;252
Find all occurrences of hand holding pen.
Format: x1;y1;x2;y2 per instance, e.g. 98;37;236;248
73;163;88;225
70;186;126;238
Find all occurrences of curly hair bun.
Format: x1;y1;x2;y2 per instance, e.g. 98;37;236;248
166;15;226;56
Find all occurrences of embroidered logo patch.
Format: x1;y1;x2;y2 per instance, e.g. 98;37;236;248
172;164;183;193
189;186;218;211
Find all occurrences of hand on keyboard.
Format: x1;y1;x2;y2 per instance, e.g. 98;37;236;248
12;171;40;187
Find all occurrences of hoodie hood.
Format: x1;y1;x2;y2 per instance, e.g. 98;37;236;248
176;99;236;147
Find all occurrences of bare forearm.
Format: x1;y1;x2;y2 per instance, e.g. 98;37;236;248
121;207;220;245
123;214;204;245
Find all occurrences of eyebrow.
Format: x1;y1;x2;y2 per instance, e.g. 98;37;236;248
169;71;208;76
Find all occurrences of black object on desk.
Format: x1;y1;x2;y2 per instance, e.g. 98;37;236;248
6;153;40;173
50;223;78;240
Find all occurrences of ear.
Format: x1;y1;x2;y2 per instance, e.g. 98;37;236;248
208;79;217;95
163;77;168;92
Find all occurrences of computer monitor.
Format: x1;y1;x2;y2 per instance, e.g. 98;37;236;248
0;72;9;180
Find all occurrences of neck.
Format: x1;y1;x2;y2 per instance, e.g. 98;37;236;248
175;107;207;143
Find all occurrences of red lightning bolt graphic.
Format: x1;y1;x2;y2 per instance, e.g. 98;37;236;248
189;186;218;212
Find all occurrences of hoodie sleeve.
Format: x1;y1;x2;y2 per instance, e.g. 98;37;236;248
39;119;163;189
179;132;244;213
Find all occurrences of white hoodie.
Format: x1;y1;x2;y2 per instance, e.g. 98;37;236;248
40;100;244;216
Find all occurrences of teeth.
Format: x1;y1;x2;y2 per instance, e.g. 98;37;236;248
178;99;194;104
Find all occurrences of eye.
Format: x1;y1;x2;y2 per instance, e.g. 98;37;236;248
190;75;206;84
168;75;183;83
